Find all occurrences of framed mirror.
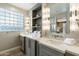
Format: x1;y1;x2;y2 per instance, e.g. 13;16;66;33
49;3;70;35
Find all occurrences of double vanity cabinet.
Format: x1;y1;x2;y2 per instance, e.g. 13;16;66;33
20;35;78;56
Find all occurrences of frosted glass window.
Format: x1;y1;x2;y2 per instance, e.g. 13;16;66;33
10;18;14;21
0;8;5;12
0;12;5;16
5;20;9;23
6;13;10;17
6;9;9;12
6;17;9;20
10;14;14;17
14;15;17;18
0;8;24;31
0;16;5;19
0;20;5;23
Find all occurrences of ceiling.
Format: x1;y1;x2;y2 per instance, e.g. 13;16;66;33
11;3;37;10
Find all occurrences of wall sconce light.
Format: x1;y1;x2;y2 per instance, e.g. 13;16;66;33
25;17;30;19
70;4;79;32
43;5;50;19
42;4;50;31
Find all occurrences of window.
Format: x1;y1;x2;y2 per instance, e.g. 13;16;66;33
0;8;24;31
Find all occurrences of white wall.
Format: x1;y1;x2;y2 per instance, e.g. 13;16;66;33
0;32;20;51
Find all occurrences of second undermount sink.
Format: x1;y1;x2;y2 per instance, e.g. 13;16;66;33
45;38;71;47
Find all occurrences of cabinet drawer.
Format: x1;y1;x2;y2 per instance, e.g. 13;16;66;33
39;43;64;56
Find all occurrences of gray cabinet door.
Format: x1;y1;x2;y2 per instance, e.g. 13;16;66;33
20;36;24;51
20;36;36;56
30;39;36;56
25;37;36;56
39;43;64;56
20;36;26;54
25;37;31;56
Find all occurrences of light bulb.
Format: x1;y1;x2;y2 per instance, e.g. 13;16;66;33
25;17;29;19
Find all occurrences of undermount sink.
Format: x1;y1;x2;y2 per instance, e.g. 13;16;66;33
45;39;70;47
47;39;63;44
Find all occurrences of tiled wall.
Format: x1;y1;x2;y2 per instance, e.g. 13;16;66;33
42;3;50;37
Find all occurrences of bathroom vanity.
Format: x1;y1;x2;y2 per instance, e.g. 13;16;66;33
38;37;79;56
20;34;79;56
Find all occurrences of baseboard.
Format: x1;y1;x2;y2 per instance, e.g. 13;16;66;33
0;46;21;56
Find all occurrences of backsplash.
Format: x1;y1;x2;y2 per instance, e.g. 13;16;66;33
68;32;79;43
42;30;49;37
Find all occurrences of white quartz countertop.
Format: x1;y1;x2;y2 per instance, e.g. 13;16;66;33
37;37;69;53
66;45;79;55
20;33;39;40
20;34;79;55
38;37;79;55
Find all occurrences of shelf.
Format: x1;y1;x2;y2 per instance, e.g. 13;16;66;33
77;21;79;22
32;16;41;19
32;26;41;28
51;32;65;37
32;4;42;32
57;20;67;23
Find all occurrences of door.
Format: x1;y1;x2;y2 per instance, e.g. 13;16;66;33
25;37;31;56
25;37;36;56
39;43;64;56
30;39;36;56
19;36;26;54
